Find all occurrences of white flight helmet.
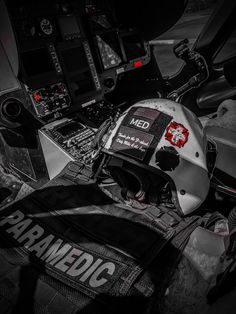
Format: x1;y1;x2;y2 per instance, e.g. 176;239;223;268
103;98;210;216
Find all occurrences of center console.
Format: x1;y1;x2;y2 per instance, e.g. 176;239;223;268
38;118;96;178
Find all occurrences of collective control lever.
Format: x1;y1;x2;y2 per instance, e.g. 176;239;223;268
167;38;209;101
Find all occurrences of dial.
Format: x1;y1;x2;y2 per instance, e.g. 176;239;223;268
40;18;53;35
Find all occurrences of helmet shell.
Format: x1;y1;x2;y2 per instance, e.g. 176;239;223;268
103;99;210;215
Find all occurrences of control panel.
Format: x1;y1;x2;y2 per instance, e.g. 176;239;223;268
41;118;95;161
29;82;71;118
79;100;119;127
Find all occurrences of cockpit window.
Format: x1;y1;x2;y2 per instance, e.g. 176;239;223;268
152;0;219;77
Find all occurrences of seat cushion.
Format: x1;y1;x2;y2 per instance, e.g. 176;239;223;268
205;99;236;133
205;126;236;149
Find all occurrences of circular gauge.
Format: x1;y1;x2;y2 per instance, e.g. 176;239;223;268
85;0;97;15
40;18;53;35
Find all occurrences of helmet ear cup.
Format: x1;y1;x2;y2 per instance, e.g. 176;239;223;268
107;157;171;205
110;167;141;195
107;158;150;201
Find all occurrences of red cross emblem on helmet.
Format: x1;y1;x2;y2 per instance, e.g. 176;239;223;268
165;121;189;148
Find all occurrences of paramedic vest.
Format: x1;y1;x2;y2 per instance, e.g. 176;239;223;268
0;161;200;314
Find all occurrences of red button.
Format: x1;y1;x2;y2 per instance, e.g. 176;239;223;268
34;92;41;102
133;60;143;68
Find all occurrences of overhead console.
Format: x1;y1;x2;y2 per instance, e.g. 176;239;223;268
5;0;150;127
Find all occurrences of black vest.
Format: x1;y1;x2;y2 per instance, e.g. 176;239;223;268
0;161;201;314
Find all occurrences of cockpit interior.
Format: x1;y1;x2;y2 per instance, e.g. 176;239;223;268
0;0;236;313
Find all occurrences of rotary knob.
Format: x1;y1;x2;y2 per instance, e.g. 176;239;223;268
104;77;115;89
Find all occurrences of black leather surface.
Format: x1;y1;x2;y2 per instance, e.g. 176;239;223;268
205;126;236;148
205;126;236;180
197;77;236;109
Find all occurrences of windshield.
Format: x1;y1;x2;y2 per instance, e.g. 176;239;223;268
151;0;219;77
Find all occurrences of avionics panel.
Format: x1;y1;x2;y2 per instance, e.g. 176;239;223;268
6;0;103;121
121;32;147;62
40;118;95;162
58;15;81;41
20;44;63;89
96;32;123;70
57;41;101;103
94;29;150;94
21;48;54;76
95;31;149;71
6;0;151;125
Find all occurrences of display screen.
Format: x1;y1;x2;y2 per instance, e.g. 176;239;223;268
60;46;88;72
122;34;146;61
56;121;84;136
58;16;80;39
60;45;96;97
21;48;54;76
71;71;95;96
96;33;123;69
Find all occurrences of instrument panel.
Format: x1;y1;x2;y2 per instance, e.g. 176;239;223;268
5;0;151;125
